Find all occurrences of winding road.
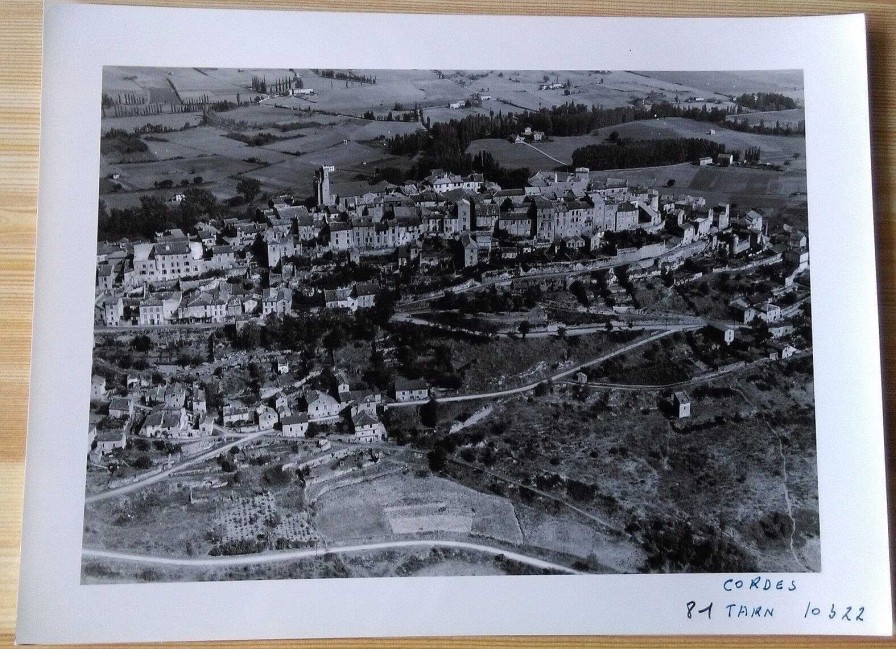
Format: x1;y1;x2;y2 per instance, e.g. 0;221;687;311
83;540;582;574
85;429;269;504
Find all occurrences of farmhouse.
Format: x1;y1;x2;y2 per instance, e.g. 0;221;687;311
90;375;106;401
351;410;387;443
108;397;133;420
709;322;735;345
305;390;342;421
262;288;293;316
758;302;782;323
142;408;188;438
730;298;757;324
673;391;691;419
256;405;279;430
394;378;429;402
281;413;309;437
222;404;252;426
716;153;734;167
96;429;126;454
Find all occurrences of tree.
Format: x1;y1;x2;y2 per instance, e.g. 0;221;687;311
236;177;262;203
322;325;345;363
518;321;531;339
420;397;439;428
427;446;447;472
132;334;152;352
569;280;590;306
179;188;217;220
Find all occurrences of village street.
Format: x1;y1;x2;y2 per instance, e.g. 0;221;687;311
85;428;269;503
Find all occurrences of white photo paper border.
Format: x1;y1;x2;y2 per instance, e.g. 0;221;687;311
17;4;891;643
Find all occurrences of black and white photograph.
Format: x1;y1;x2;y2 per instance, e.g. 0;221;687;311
17;6;892;643
82;66;819;583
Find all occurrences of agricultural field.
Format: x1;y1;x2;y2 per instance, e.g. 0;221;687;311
100;113;205;134
726;108;806;129
513;503;644;573
103;66;294;104
100;156;261;193
467;117;805;170
631;70;804;102
82;486;218;557
590;117;806;165
590;163;807;210
312;469;524;545
466;135;601;168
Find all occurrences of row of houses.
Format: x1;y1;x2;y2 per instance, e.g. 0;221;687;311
96;166;722;298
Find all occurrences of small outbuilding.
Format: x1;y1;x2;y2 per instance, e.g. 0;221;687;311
673;391;691;419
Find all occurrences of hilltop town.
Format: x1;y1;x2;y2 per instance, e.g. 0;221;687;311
84;68;817;581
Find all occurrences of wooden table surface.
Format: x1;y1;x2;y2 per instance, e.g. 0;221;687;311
2;0;895;647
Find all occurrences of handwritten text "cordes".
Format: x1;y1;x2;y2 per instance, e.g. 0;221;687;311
723;576;797;592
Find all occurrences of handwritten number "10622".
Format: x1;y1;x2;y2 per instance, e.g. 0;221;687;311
804;602;864;621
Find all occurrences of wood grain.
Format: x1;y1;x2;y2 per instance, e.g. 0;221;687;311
1;0;894;647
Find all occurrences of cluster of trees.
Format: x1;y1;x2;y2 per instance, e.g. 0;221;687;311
236;177;262;202
209;539;267;556
262;464;293;486
633;515;756;573
743;146;762;164
101;128;149;155
97;188;219;240
223;294;396;359
734;92;798;112
432;285;540;314
571;137;727;171
251;75;299;94
226;131;280;147
387;102;649;157
102;92;147;107
391;327;464;390
150;176;203;190
387;98;803;176
724;117;805;136
313;69;376;84
382;95;805;182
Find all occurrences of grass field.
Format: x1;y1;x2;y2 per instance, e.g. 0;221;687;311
590;163;807;210
514;503;644;573
466;135;601;168
82;486;218;557
466;117;805;172
100;113;205;134
726;108;805;129
312;469;524;544
590;117;806;165
104;66;297;104
100;156;259;193
631;70;804;103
